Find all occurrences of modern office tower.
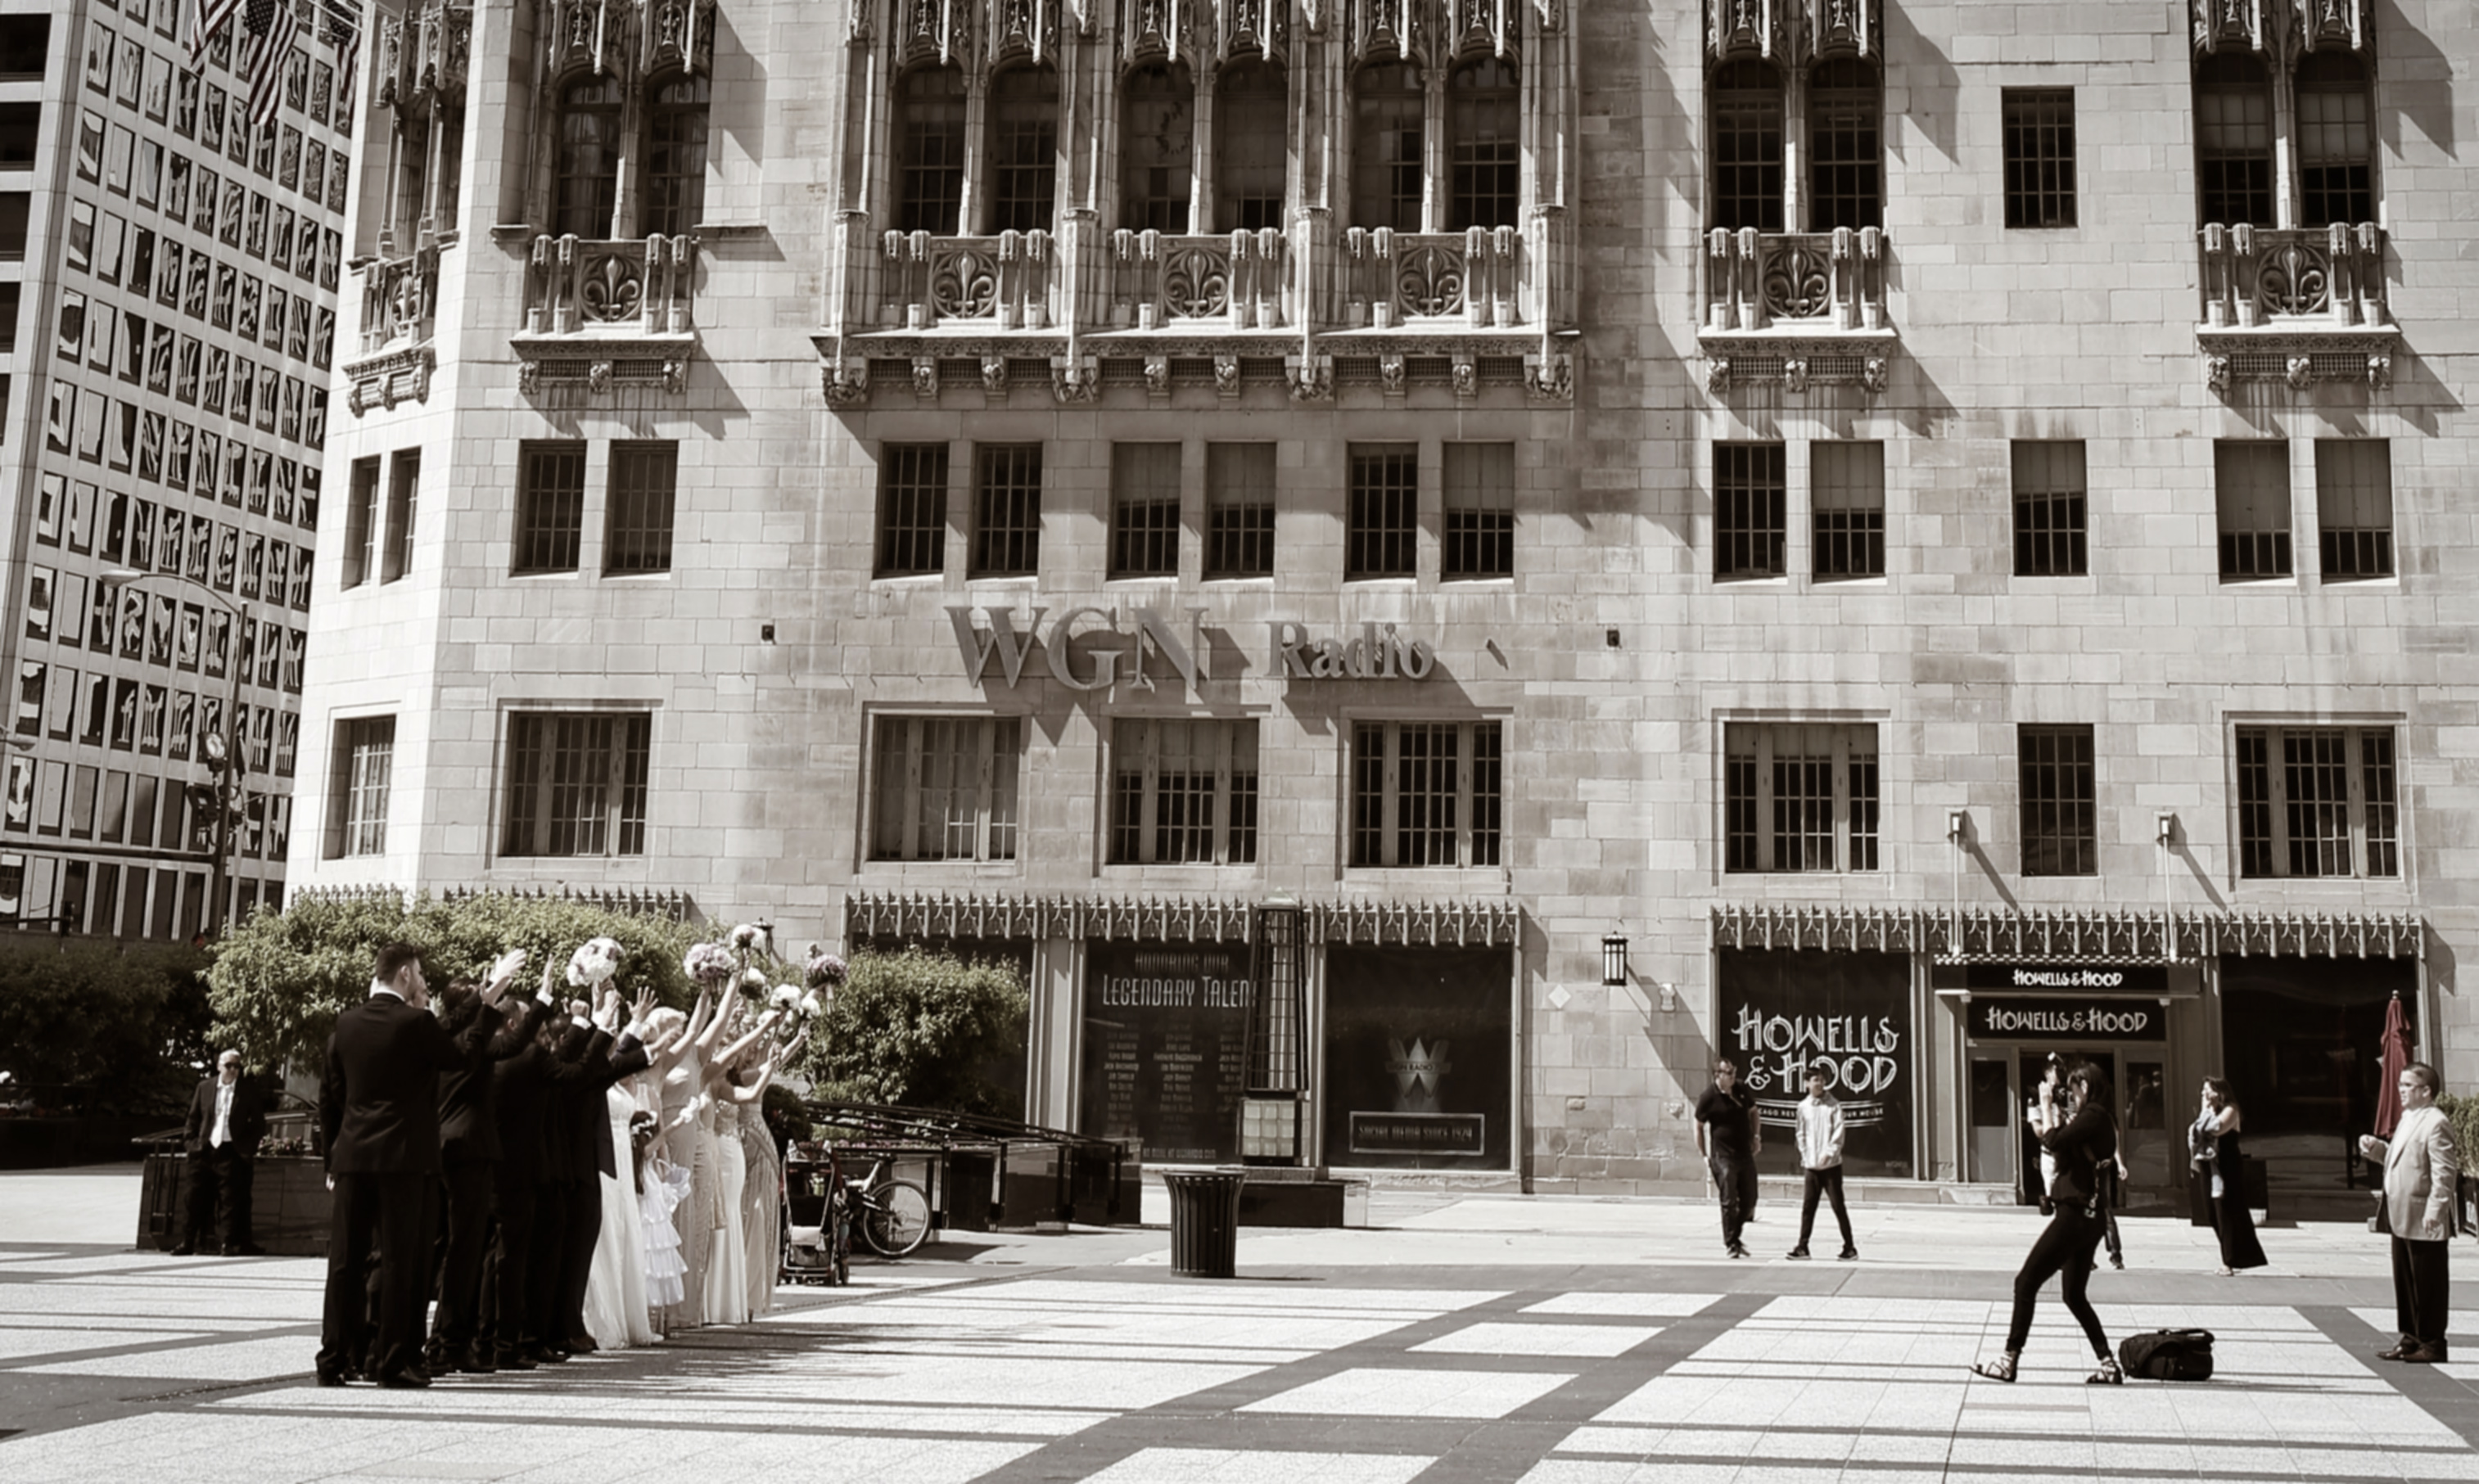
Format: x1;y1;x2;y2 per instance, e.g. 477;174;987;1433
1;0;346;938
293;0;2472;1204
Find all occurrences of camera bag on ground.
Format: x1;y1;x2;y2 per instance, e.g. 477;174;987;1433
2118;1328;2215;1381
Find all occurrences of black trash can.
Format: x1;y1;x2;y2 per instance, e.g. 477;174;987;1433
1162;1168;1248;1278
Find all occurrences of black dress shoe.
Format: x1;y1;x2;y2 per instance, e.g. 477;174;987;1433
168;1243;197;1256
2378;1337;2418;1361
2409;1342;2450;1364
315;1369;350;1387
461;1345;498;1374
227;1243;267;1256
494;1347;537;1372
377;1368;431;1389
567;1333;599;1354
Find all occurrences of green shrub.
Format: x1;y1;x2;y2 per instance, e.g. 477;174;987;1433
795;947;1027;1117
0;940;212;1115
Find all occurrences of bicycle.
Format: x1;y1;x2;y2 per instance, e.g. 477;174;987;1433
843;1154;933;1258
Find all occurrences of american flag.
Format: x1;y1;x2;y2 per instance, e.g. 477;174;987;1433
320;0;361;109
241;0;302;132
188;0;244;70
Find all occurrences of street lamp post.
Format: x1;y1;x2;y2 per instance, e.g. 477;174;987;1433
102;566;249;941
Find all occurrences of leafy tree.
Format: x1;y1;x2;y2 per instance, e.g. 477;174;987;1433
796;947;1027;1116
0;941;212;1115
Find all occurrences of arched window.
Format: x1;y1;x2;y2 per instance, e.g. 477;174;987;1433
1447;55;1519;230
1709;59;1782;232
553;75;624;237
1121;62;1194;232
2296;51;2372;227
897;65;966;234
643;73;710;237
1808;56;1880;232
1216;59;1287;232
1352;61;1424;231
989;64;1059;232
2193;53;2273;227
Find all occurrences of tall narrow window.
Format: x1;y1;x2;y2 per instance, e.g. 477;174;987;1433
515;440;587;574
2194;52;2274;227
1348;719;1503;868
1120;63;1193;232
1109;442;1181;578
643;74;710;236
1217;60;1287;232
1723;724;1879;873
553;75;624;237
897;66;967;234
2002;88;2076;229
989;65;1059;233
605;441;677;574
1442;442;1514;580
1205;442;1275;578
2296;52;2373;227
380;449;418;583
341;453;377;588
1710;60;1783;232
1347;444;1417;580
2315;438;2391;580
1714;443;1786;580
2018;724;2097;877
1808;57;1881;232
869;715;1022;862
1108;719;1258;866
329;715;394;858
2215;440;2291;580
972;444;1042;577
502;712;653;858
1811;441;1885;579
1447;56;1519;230
1352;62;1423;230
877;443;949;577
2012;440;2088;577
2236;725;2398;879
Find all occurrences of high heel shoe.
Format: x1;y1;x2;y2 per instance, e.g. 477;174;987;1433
1971;1351;2019;1383
2088;1355;2124;1385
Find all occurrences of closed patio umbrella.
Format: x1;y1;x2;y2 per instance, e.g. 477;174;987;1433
2375;990;2413;1139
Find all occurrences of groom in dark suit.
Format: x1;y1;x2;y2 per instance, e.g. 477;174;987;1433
316;942;477;1388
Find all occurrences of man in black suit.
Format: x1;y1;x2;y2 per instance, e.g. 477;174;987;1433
174;1049;268;1256
424;960;547;1376
535;989;652;1357
317;942;487;1389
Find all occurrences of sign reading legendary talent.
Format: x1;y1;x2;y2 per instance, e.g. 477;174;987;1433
1717;949;1915;1179
1077;941;1252;1163
1966;996;2167;1043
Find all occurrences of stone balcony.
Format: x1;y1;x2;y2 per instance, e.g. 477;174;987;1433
1696;227;1895;396
2195;222;2397;390
341;247;441;414
817;208;1577;407
509;233;699;395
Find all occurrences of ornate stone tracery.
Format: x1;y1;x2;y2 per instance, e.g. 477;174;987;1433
1705;0;1881;66
2188;0;2371;60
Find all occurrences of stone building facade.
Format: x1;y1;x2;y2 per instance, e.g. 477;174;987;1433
293;0;2472;1202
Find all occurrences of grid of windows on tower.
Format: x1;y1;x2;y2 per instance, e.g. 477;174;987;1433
1724;724;1880;873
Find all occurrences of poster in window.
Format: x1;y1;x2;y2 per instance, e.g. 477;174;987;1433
1717;948;1914;1178
1077;940;1251;1164
1322;946;1511;1169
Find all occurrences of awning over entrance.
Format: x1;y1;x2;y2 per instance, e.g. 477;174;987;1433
847;891;1522;947
1710;903;2424;963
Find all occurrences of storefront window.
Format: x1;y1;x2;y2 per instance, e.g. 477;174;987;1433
1321;945;1510;1169
1718;949;1912;1179
1078;940;1251;1163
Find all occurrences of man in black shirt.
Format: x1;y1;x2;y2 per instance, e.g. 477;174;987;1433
1695;1058;1762;1258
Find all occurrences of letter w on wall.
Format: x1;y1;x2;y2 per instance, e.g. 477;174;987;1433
948;607;1045;686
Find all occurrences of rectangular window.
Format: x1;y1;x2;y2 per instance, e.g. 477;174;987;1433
2012;440;2088;577
1811;441;1885;579
380;449;418;583
2236;724;2400;879
515;440;587;574
1443;442;1515;580
1348;719;1504;868
1714;442;1786;580
500;712;652;858
2003;88;2076;228
329;715;394;857
341;453;378;588
1204;442;1276;579
1723;723;1881;873
2215;440;2292;580
2297;75;2373;227
1109;443;1181;579
869;715;1022;862
876;443;949;577
2314;439;2392;580
970;444;1042;577
1107;718;1259;866
604;441;677;574
2018;724;2097;877
1347;444;1418;579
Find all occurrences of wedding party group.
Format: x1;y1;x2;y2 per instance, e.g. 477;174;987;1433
314;932;829;1389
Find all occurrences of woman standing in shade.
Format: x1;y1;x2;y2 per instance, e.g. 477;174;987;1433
2193;1076;2269;1276
1973;1062;2124;1385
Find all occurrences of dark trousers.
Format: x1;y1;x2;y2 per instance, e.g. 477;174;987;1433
1798;1166;1854;1251
530;1179;599;1350
429;1159;497;1352
482;1175;537;1354
2006;1205;2110;1357
1709;1151;1758;1248
2392;1236;2450;1346
183;1145;253;1250
318;1171;434;1380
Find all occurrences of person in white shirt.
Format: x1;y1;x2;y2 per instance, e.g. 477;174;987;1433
175;1049;267;1256
1787;1068;1857;1261
2361;1061;2459;1363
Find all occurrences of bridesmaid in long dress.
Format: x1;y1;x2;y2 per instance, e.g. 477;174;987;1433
2194;1076;2269;1276
650;992;723;1329
681;1004;779;1327
734;1031;804;1319
703;1095;751;1324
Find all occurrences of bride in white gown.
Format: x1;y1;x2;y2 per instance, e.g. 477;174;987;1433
581;1076;657;1349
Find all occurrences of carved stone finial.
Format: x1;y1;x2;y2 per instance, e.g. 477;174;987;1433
2205;354;2232;392
823;360;870;406
1450;356;1478;399
517;360;540;395
1051;359;1099;404
587;359;613;395
661;360;686;395
1525;355;1574;402
1379;354;1407;395
1286;359;1334;403
1705;358;1732;395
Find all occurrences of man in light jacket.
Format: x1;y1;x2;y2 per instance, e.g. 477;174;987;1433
2361;1061;2458;1363
1788;1067;1858;1261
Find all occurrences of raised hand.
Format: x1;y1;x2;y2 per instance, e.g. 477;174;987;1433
629;986;656;1030
593;988;621;1032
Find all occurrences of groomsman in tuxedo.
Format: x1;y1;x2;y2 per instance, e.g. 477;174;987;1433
425;958;549;1375
174;1049;268;1256
316;943;489;1389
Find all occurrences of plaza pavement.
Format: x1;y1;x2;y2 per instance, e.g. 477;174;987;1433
6;1165;2479;1483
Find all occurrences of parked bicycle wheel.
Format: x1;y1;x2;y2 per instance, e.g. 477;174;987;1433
863;1180;932;1257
